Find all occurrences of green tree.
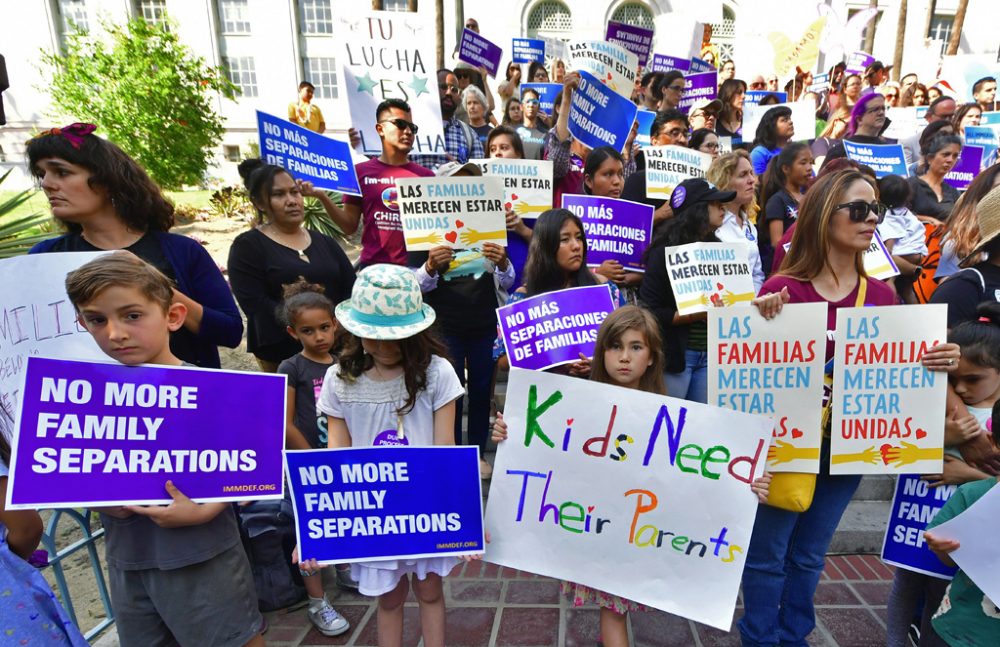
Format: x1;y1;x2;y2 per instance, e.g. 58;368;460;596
41;17;237;189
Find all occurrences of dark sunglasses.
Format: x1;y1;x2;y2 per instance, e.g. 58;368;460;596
836;200;885;223
379;118;419;134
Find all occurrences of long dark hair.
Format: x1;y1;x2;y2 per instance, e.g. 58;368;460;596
27;130;175;233
583;146;624;195
759;141;810;210
646;202;718;259
949;302;1000;370
486;125;525;158
238;158;294;225
753;106;793;149
523;209;597;296
718;79;747;125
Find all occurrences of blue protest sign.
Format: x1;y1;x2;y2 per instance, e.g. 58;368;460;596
512;38;545;63
965;125;999;167
843;141;908;178
649;54;690;73
635;109;656;147
881;475;958;579
945;145;984;191
745;91;788;110
981;111;1000;126
679;72;718;114
605;21;654;68
257;111;361;196
689;57;715;73
459;28;503;78
285;446;485;564
808;73;830;93
569;71;638;152
521;83;562;114
562;195;654;272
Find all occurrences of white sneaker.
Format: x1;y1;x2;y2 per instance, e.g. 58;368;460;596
307;599;350;637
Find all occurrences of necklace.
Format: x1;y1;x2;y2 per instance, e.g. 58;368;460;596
262;224;310;261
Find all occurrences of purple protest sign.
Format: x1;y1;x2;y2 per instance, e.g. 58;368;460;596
605;21;654;68
650;54;690;73
459;28;503;78
846;50;874;74
6;357;286;509
944;145;984;191
497;285;615;371
561;194;654;272
679;71;718;114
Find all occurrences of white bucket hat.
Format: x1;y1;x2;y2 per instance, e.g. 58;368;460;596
336;264;436;340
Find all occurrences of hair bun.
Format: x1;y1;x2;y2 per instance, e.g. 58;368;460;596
237;158;265;182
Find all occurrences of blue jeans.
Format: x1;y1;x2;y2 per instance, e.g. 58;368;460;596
664;349;709;404
738;444;862;646
444;333;495;451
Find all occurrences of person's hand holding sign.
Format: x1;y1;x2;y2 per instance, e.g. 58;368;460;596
424;245;455;277
751;287;789;320
595;259;626;283
481;242;509;271
125;480;227;528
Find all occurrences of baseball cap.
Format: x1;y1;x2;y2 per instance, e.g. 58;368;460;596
670;178;736;211
689;98;723;115
435;161;483;177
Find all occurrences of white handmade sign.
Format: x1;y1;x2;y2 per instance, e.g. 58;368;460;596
664;243;756;316
396;176;506;250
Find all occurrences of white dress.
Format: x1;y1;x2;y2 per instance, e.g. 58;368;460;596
316;355;466;596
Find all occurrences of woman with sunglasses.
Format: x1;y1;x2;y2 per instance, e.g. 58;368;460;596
738;169;961;647
880;81;901;107
502;97;523;127
517;88;548;160
527;61;549;84
908;134;963;224
657;70;686;112
498;62;521;104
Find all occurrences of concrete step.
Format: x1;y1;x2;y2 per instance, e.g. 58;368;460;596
829;500;892;554
852;474;895;501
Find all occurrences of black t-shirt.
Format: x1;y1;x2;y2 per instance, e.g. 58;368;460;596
277;354;333;448
471;123;491;149
408;250;500;338
930;263;1000;328
908;176;960;221
620;151;666;212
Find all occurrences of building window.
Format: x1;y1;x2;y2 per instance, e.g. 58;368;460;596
223;145;241;162
58;0;90;34
610;2;653;31
929;14;954;48
383;0;409;11
304;57;339;99
225;56;258;97
219;0;250;34
526;1;572;39
137;0;168;25
300;0;332;34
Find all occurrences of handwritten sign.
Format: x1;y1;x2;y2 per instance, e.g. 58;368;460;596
562;195;654;272
257;111;361;196
340;12;444;156
520;82;562;114
744;91;788;110
605;21;654;68
644;145;713;199
474;159;553;220
944;145;984;191
6;357;285;509
664;243;756;316
512;38;545;64
649;54;690;73
458;28;503;78
569;70;639;152
865;231;900;280
0;252;108;441
830;305;947;475
708;303;827;473
568;40;638;99
484;368;772;630
496;285;615;371
285;446;485;564
679;72;718;114
881;476;958;578
930;481;1000;606
396;176;506;250
843;141;909;178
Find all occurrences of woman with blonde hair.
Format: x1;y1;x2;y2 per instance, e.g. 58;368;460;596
936;164;1000;279
708;150;765;291
811;104;851;163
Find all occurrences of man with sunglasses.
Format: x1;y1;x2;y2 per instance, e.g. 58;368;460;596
411;69;485;171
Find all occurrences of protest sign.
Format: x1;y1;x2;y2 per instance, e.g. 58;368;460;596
458;28;503;78
257;111;361;196
689;57;716;73
605;21;654;68
939;55;1000;103
808;72;830;93
649;54;690;73
512;38;545;63
0;252;108;441
843;141;909;178
664;243;756;316
341;12;444;156
929;482;1000;606
652;13;703;61
709;303;827;473
396;176;506;250
635;109;656;147
744;91;787;110
742;101;816;143
484;368;772;629
981;111;1000;126
865;232;901;280
846;50;874;74
830;305;947;475
568;40;638;99
718;136;733;154
285;446;484;564
540;35;567;60
768;15;826;77
882;107;921;142
520;82;562;114
476;158;553;220
562;195;654;272
964;126;999;168
496;285;615;371
644;145;713;199
881;476;958;579
679;72;718;114
569;70;639;152
944;146;984;191
6;357;285;509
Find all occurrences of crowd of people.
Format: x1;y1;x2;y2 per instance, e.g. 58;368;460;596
2;26;999;647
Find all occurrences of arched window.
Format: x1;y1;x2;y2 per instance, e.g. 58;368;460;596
610;2;654;31
526;1;572;40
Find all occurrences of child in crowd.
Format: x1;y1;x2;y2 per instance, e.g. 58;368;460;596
65;252;264;647
877;175;928;303
318;264;475;647
276;278;352;637
924;397;1000;645
758;142;813;273
492;306;772;647
886;303;1000;646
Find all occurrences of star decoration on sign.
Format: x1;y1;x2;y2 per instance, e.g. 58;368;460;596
408;75;429;97
356;72;378;95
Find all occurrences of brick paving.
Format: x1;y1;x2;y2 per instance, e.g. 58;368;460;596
262;554;896;646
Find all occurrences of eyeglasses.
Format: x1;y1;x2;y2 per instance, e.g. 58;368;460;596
885;93;898;99
864;105;886;115
379;118;419;134
701;142;720;151
438;83;459;94
835;200;886;223
658;127;687;138
523;98;540;106
667;84;685;93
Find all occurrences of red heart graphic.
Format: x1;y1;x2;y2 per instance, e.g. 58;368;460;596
566;418;574;426
791;427;803;439
716;282;725;290
587;506;595;513
879;444;894;465
504;201;512;210
606;72;612;80
444;231;458;244
511;193;519;200
455;219;465;228
915;428;927;440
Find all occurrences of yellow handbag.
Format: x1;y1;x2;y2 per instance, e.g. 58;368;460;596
765;278;867;512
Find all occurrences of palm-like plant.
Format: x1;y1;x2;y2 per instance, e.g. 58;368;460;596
0;169;55;258
303;191;352;246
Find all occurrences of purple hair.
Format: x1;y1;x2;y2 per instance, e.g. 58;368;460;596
846;93;884;136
